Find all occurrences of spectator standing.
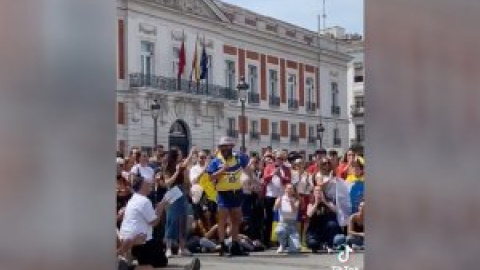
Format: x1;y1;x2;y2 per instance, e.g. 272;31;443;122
130;152;155;184
262;150;291;248
190;151;217;226
163;147;197;258
307;149;327;175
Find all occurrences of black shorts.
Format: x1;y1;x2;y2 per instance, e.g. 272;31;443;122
217;190;243;209
131;239;168;267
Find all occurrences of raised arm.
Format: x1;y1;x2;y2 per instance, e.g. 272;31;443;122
273;197;281;211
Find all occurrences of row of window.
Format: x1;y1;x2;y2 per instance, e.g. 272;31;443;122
227;118;342;142
140;41;341;114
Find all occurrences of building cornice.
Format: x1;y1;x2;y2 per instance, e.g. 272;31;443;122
124;3;350;68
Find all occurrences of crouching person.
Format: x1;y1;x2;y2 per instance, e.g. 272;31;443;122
119;174;200;270
274;184;301;254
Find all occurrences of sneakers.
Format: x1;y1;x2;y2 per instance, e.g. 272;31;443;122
165;248;173;258
184;257;201;270
277;245;285;254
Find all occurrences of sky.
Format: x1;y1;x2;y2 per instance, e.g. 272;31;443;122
220;0;364;35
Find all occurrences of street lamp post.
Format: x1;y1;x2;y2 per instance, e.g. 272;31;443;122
151;99;161;147
317;123;325;149
236;76;249;153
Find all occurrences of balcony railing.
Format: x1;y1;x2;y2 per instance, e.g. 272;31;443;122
350;138;364;146
333;138;342;146
248;92;260;104
271;133;280;141
129;73;238;100
288;99;299;110
290;135;299;143
250;131;260;140
331;105;341;115
308;136;317;144
269;95;281;107
227;129;238;138
306;102;316;112
351;105;365;117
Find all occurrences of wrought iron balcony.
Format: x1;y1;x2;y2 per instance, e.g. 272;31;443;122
290;135;299;143
129;73;238;101
288;99;299;110
308;136;317;144
351;105;365;117
306;102;316;112
333;138;342;146
248;92;260;104
331;105;341;115
250;131;260;140
271;133;281;141
269;95;281;107
227;129;238;138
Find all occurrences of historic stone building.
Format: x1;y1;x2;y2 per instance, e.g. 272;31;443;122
116;0;352;157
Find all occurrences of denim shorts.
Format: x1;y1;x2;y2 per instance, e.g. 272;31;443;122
217;189;243;209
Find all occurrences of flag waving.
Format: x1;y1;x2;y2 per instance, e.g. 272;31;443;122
200;40;208;80
177;37;186;80
190;37;200;83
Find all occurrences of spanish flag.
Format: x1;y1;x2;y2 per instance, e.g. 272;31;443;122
190;37;200;83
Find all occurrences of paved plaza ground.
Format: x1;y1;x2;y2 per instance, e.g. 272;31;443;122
165;249;364;270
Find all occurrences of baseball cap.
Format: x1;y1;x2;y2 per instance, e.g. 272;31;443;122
218;136;235;146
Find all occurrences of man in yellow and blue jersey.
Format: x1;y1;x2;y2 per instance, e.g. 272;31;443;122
207;136;251;256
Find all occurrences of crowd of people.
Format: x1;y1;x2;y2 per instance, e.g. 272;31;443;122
116;137;365;269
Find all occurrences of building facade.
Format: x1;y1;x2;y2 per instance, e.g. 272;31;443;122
346;41;365;151
116;0;352;157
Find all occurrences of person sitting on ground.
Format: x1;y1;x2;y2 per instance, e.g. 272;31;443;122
306;185;342;253
333;200;365;250
274;184;301;254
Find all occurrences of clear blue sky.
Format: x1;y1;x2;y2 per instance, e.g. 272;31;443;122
220;0;364;35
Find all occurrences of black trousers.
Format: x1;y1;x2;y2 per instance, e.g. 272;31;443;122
263;196;277;247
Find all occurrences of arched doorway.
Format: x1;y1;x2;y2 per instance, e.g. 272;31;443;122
168;120;190;157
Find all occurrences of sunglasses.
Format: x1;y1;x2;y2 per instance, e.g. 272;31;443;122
199;156;207;160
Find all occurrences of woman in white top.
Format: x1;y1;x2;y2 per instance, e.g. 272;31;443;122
273;184;301;253
291;158;313;247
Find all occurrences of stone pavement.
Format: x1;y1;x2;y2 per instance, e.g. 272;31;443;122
165;250;364;270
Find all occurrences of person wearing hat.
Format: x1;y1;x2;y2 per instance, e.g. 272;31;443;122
206;136;251;256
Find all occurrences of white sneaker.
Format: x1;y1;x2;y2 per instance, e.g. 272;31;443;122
165;248;173;258
179;249;192;257
277;245;285;254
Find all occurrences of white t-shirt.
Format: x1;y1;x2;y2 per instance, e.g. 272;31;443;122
266;168;285;198
119;193;157;241
278;195;298;222
130;164;155;183
189;164;206;185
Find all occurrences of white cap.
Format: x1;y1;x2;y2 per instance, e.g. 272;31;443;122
218;136;235;146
